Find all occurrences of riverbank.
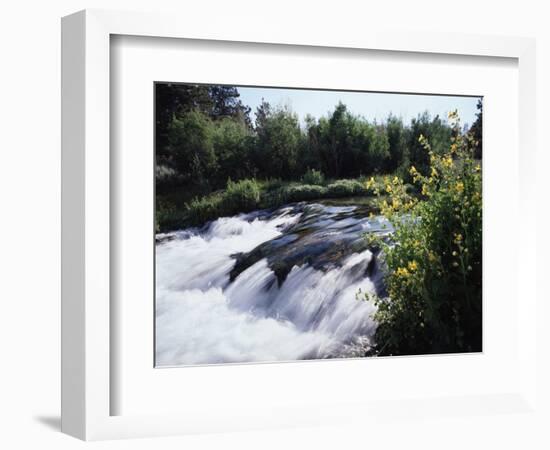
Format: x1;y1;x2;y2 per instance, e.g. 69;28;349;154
156;175;400;232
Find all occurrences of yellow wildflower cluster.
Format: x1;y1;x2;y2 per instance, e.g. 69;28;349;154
447;110;458;119
441;156;453;169
394;261;419;278
402;199;417;211
395;267;410;277
409;165;422;183
418;134;430;151
365;176;376;191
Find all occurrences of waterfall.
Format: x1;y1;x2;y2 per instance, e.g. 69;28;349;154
155;205;381;367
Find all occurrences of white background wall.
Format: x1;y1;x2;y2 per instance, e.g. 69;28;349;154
0;1;548;448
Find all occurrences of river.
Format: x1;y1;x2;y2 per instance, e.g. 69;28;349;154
155;203;392;367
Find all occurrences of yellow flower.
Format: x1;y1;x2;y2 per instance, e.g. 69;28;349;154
365;177;376;190
392;176;399;185
386;184;393;193
430;166;438;177
422;184;430;196
442;156;453;169
409;165;417;175
454;233;463;244
396;267;409;277
454;182;464;193
392;198;401;210
447;110;458;120
408;261;418;271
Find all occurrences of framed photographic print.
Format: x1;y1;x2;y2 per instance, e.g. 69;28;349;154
62;9;538;440
154;83;483;367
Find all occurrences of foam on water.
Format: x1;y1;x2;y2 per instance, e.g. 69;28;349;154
155;207;378;366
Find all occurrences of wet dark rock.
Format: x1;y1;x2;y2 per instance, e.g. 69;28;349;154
155;234;175;244
365;250;388;298
230;203;393;287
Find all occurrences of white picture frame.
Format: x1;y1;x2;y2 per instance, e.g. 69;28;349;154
61;9;537;441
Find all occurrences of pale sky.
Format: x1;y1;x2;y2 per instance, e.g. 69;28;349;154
237;86;480;129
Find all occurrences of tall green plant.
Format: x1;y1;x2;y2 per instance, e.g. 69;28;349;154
365;111;482;355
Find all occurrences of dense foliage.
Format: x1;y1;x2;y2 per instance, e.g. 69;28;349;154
156;83;472;232
364;111;482;355
301;168;325;185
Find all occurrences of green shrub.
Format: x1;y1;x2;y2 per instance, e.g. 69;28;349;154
185;194;226;226
260;178;286;192
156;201;187;232
178;179;262;227
259;187;290;209
326;179;366;197
284;184;327;202
301;168;325;186
365;112;482;356
224;178;261;210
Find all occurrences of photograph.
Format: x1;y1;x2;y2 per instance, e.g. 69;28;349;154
154;83;483;367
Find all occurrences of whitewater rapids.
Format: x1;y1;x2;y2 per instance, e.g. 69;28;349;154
155;204;387;366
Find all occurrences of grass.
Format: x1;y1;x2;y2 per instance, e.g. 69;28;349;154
156;175;392;232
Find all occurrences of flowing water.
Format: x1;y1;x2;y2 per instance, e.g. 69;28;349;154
155;203;393;366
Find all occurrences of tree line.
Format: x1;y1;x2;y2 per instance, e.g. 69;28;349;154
155;83;482;198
